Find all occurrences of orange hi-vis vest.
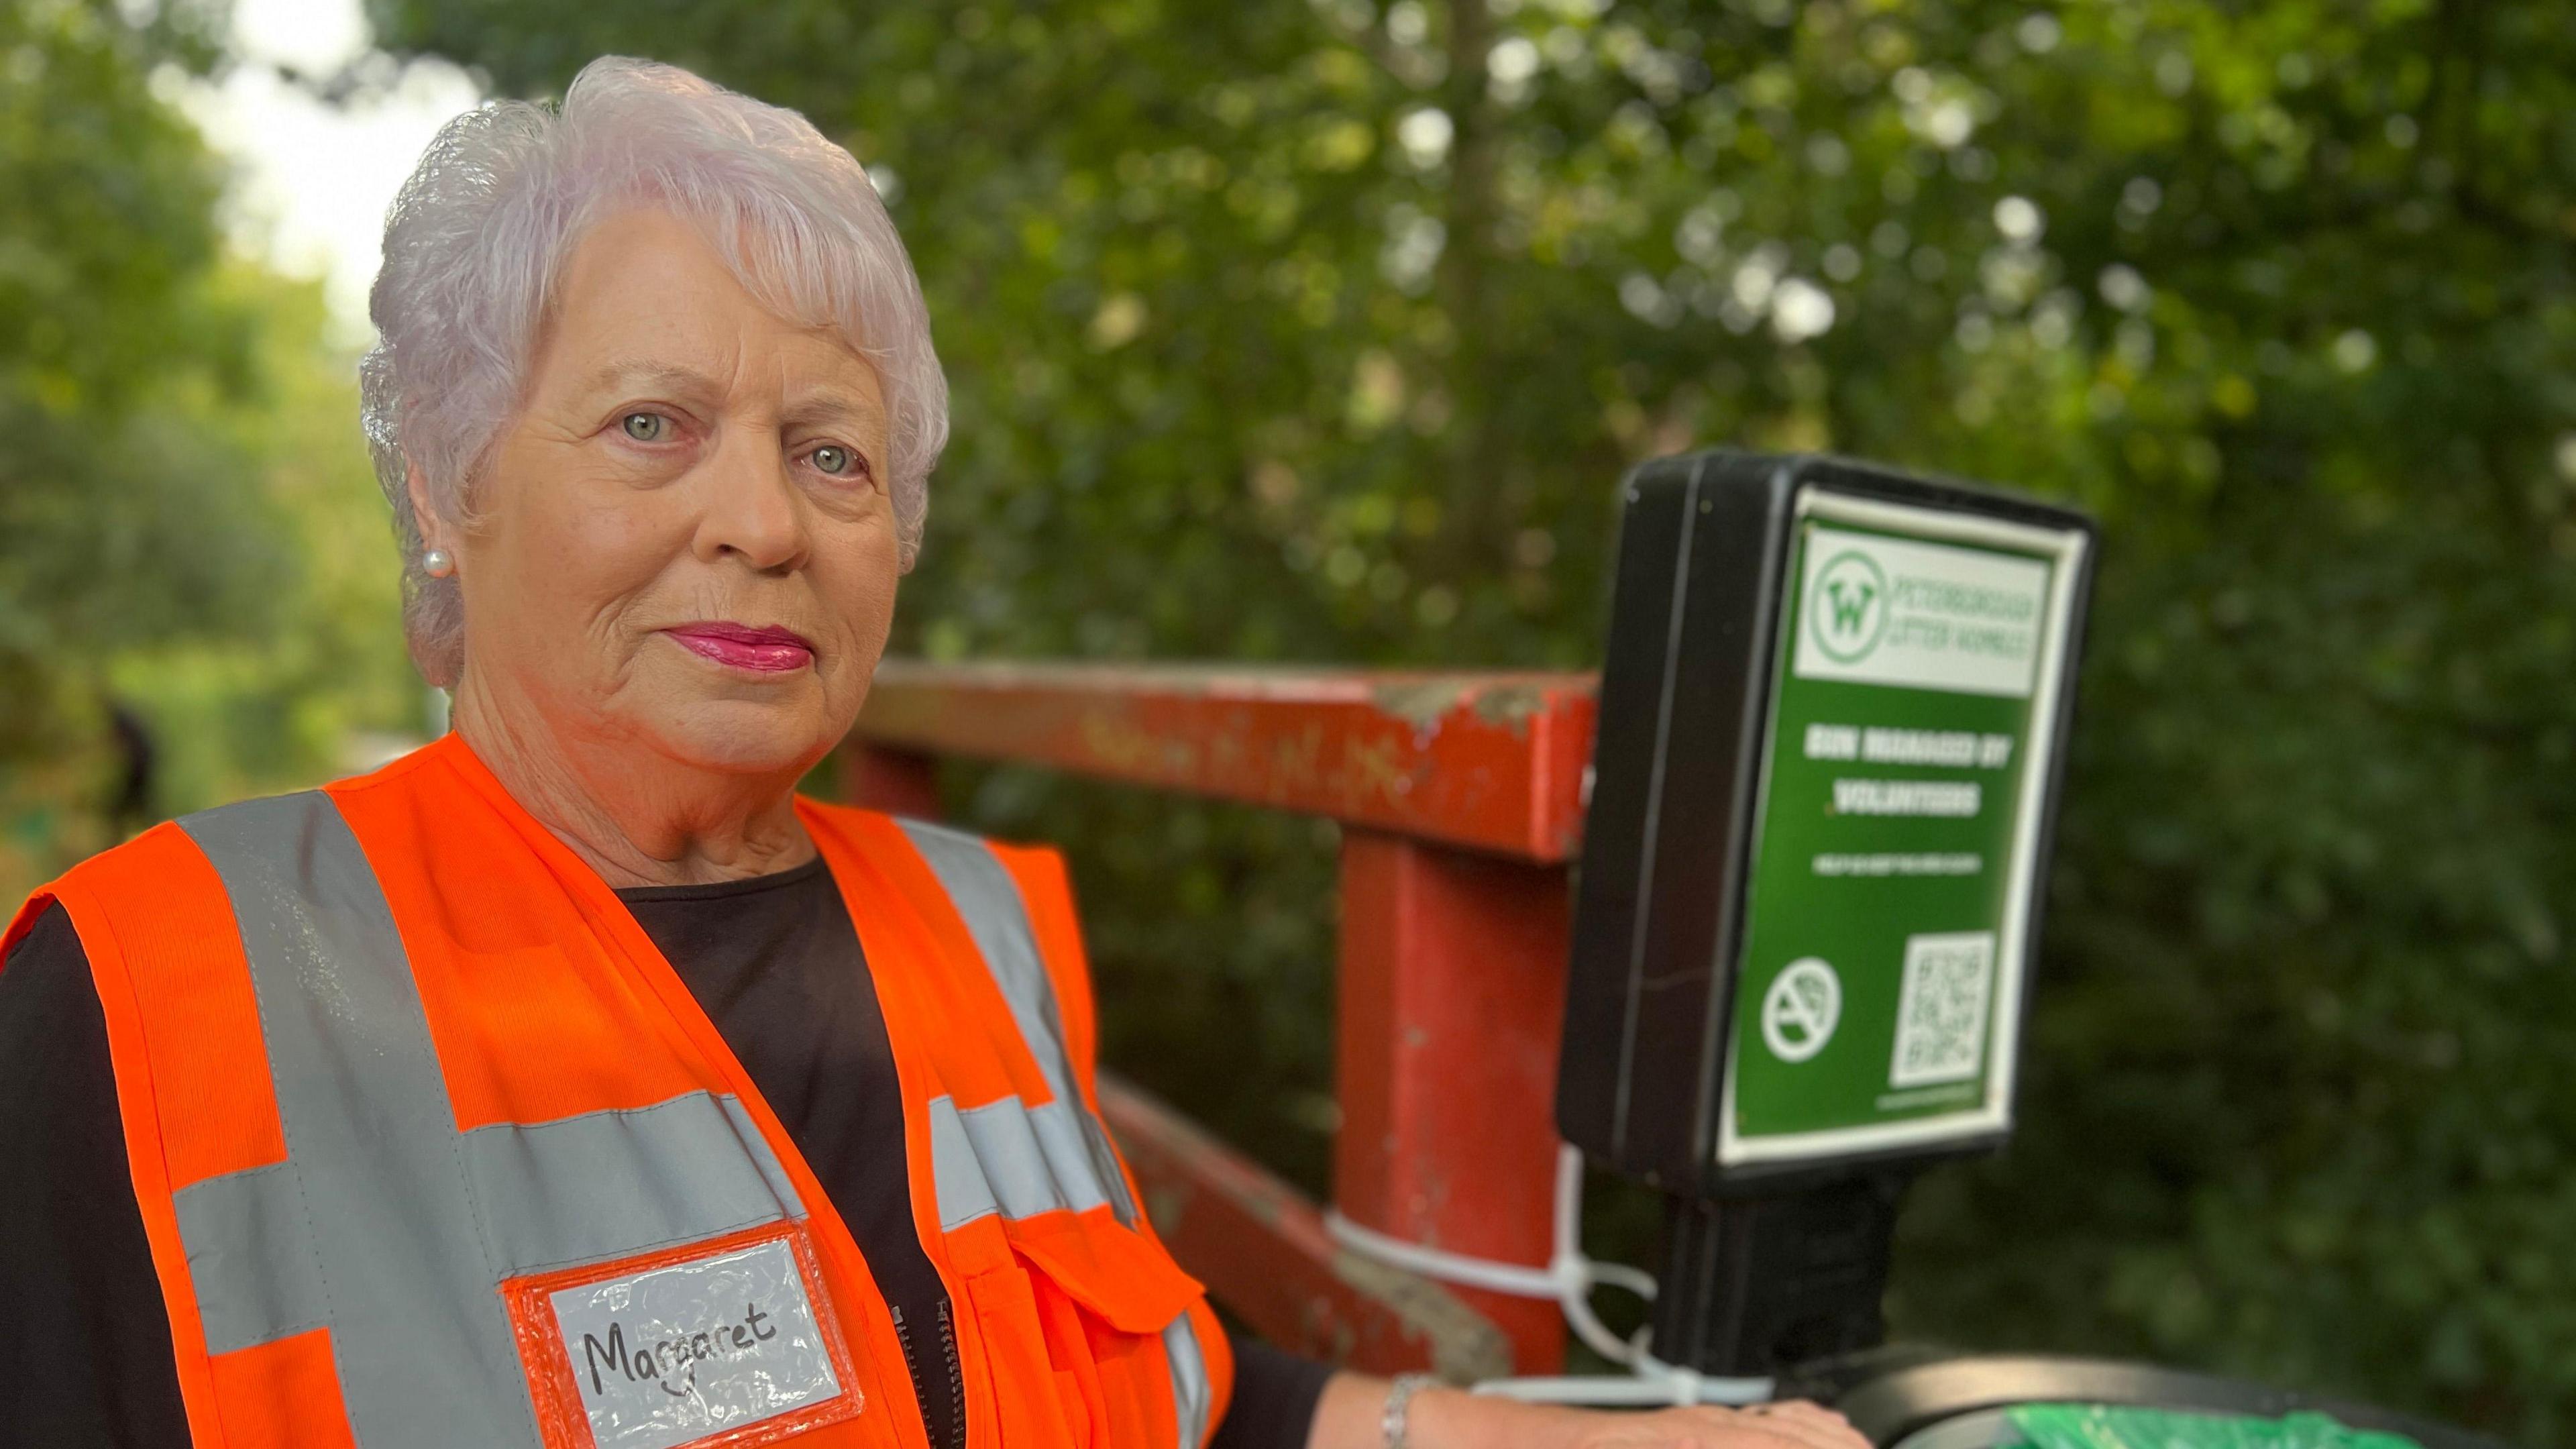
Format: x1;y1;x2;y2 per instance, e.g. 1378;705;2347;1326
5;735;1232;1449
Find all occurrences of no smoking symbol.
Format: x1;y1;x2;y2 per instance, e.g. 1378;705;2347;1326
1761;957;1842;1063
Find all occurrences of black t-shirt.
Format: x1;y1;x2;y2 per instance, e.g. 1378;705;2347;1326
0;859;1328;1448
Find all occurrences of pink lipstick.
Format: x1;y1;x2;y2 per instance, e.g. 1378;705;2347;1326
663;622;815;673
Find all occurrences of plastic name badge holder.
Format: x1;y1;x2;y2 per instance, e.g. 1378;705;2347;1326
504;1222;864;1449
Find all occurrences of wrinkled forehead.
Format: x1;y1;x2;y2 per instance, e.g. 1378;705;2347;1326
532;201;890;415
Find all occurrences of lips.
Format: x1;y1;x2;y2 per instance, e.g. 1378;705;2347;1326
662;622;816;674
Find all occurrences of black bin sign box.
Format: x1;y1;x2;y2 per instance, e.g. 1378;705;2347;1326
1560;451;2096;1193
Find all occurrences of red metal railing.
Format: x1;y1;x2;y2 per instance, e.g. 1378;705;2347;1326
842;659;1598;1377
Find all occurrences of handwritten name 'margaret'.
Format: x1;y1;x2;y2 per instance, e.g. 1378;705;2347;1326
583;1302;781;1397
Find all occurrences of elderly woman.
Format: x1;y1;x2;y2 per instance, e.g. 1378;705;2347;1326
0;59;1869;1449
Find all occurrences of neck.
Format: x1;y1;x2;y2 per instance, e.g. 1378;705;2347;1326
448;676;818;890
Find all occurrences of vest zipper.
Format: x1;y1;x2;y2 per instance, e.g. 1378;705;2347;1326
889;1306;935;1445
935;1301;965;1449
891;1303;969;1449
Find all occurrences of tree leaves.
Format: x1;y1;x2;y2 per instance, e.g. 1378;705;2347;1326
0;1;417;883
366;1;2575;1436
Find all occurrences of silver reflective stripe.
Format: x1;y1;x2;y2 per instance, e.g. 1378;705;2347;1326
173;792;803;1449
460;1091;803;1275
898;820;1139;1226
899;820;1212;1446
926;1093;1117;1232
172;1089;794;1352
169;1161;329;1348
964;1093;1116;1222
926;1093;999;1229
180;792;540;1449
897;821;1081;1106
1163;1313;1212;1448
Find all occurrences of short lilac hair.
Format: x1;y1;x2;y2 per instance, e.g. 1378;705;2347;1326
361;56;946;686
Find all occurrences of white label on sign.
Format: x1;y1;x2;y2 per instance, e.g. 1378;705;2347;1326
1888;931;1997;1088
1761;957;1843;1063
547;1236;847;1449
1792;527;2051;698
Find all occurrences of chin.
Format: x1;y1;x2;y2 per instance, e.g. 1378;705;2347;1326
647;698;834;777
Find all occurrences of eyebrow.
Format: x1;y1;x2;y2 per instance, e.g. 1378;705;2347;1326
779;390;889;434
578;360;726;399
574;359;888;434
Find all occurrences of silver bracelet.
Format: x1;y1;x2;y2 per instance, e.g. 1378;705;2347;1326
1380;1373;1437;1449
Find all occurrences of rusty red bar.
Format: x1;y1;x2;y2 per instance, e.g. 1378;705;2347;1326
850;659;1597;862
1099;1073;1515;1382
841;658;1597;1377
1335;832;1572;1374
841;740;943;818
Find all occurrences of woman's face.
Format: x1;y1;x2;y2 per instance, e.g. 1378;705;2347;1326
442;208;900;780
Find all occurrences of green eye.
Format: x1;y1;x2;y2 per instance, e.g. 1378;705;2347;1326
621;413;667;442
811;444;856;476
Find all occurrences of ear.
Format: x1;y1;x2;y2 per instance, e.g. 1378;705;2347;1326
405;462;443;557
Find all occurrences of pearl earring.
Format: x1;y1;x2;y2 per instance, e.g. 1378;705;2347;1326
423;547;455;578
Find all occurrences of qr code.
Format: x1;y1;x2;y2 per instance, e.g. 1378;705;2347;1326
1888;932;1996;1088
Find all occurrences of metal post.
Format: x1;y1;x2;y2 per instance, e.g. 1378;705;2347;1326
845;661;1598;1373
1335;829;1570;1373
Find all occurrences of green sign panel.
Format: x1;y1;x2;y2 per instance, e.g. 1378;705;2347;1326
1719;491;2087;1167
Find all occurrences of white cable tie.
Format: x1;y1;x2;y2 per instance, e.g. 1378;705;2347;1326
1321;1210;1564;1299
1587;1260;1658;1300
1325;1143;1774;1409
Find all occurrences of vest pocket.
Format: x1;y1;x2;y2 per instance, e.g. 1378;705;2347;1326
997;1210;1202;1333
956;1212;1208;1449
958;1257;1088;1449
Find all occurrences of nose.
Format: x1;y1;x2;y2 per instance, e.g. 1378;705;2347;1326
692;425;810;574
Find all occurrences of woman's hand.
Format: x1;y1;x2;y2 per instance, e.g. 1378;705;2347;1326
1564;1400;1873;1449
1311;1375;1874;1449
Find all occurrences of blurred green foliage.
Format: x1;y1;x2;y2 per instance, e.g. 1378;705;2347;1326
364;0;2576;1438
8;0;2567;1438
0;0;418;894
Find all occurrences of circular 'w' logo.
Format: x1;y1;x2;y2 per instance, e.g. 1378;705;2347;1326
1809;549;1890;663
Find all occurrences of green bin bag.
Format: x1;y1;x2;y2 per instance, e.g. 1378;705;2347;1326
2004;1403;2424;1449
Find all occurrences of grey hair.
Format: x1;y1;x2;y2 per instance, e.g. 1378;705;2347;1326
361;56;946;687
